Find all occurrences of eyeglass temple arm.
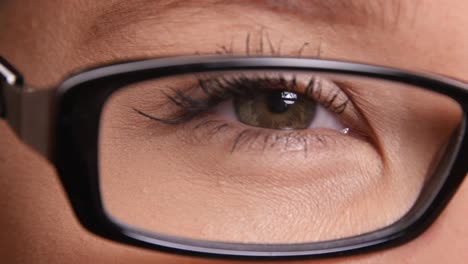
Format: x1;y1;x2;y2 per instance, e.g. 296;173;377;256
0;56;55;160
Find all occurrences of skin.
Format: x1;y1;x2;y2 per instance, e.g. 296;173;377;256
98;74;457;243
0;0;467;263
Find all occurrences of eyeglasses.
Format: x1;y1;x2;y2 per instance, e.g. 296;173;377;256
0;55;467;260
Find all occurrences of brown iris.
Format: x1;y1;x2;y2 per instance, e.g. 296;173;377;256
234;90;317;130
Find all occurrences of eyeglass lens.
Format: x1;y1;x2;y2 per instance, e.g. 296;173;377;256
98;69;462;244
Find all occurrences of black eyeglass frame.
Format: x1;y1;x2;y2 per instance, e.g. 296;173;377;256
0;56;467;260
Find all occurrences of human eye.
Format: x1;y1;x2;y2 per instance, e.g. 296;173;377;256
135;72;367;154
98;66;462;244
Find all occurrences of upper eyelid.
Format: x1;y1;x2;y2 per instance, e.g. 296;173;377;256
159;73;352;119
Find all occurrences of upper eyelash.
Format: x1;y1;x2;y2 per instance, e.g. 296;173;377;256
213;75;350;115
134;74;350;125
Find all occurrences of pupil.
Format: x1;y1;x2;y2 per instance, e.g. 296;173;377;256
266;91;296;114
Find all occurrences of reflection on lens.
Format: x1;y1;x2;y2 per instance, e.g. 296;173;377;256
98;70;462;244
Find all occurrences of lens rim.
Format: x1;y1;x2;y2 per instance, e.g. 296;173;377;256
54;56;468;260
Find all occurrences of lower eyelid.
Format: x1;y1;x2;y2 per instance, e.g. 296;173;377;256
175;113;370;155
129;100;372;153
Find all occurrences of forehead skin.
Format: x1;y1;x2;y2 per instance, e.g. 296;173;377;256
0;0;467;263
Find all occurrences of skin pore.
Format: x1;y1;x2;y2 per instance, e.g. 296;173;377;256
0;0;468;263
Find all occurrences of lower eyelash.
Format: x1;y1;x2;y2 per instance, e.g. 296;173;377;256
185;116;336;156
230;129;334;156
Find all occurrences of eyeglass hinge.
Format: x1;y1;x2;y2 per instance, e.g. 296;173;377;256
0;57;24;118
0;57;54;159
0;56;23;86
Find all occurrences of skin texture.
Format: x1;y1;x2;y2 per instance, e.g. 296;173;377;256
98;75;458;243
0;0;468;263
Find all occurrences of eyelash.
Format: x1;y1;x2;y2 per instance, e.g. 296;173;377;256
132;74;353;153
134;74;350;125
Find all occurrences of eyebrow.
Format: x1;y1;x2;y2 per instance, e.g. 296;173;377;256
90;0;410;41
